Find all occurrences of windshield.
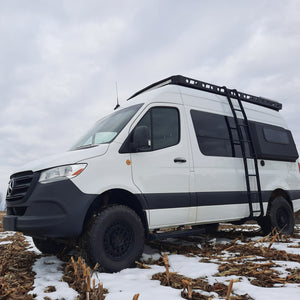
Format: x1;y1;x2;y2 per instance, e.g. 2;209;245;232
70;104;143;150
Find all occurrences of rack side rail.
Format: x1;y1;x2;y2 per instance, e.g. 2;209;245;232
128;75;282;111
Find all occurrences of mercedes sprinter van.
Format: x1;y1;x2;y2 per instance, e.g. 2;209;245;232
4;75;300;272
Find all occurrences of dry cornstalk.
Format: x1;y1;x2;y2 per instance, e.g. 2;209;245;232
249;262;274;270
267;231;281;250
225;278;234;300
87;273;91;292
226;255;256;261
250;234;271;246
72;257;78;276
83;264;86;276
182;279;192;299
98;282;104;296
135;261;151;269
224;238;239;251
163;253;170;285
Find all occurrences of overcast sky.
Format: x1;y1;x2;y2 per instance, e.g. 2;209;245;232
1;0;300;206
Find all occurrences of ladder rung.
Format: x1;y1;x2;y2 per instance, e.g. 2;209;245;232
240;139;250;143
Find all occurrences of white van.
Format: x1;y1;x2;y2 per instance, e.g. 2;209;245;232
4;75;300;272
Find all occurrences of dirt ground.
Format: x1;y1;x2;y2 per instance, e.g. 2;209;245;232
0;211;299;300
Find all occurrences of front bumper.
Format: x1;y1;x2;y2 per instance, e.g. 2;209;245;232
4;178;96;238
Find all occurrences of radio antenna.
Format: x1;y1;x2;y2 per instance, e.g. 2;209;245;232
114;81;120;110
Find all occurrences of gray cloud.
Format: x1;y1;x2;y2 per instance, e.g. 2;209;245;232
1;0;300;208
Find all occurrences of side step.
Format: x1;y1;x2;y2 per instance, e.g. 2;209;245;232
148;227;206;240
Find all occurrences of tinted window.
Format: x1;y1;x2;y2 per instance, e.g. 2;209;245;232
190;110;251;158
128;106;180;152
191;110;231;156
263;127;290;144
151;107;180;150
249;122;299;162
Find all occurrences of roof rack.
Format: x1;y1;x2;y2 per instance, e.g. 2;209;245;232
127;75;282;111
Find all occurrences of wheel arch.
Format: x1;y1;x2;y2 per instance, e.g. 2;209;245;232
82;188;149;236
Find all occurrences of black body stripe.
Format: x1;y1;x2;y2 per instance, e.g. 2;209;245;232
137;190;300;210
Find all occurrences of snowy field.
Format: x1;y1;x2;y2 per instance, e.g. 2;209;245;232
1;221;299;300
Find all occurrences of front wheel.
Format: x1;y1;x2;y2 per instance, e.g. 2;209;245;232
32;238;71;255
259;197;295;235
81;205;145;273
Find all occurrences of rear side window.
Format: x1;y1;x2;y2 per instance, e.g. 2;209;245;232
190;110;251;158
249;122;299;161
263;127;290;144
190;110;231;157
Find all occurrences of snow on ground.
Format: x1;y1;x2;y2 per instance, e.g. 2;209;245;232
20;225;300;299
29;256;79;300
0;230;16;245
23;236;79;299
224;277;299;300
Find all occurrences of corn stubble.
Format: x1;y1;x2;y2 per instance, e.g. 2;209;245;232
63;256;107;300
1;211;300;300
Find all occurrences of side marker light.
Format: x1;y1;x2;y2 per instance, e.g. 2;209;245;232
72;168;85;177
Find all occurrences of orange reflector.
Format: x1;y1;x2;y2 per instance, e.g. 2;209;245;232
72;168;84;177
126;159;131;166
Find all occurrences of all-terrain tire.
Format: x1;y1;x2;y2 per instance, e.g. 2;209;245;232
259;197;295;235
81;205;145;273
32;238;71;255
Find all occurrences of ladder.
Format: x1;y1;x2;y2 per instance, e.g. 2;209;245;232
223;87;264;219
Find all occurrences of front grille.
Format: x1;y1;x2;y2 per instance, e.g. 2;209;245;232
6;171;34;202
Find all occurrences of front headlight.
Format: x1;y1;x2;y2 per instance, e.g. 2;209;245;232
39;164;87;184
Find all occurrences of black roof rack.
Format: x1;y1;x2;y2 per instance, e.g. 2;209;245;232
127;75;282;111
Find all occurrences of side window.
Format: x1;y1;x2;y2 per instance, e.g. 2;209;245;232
263;127;290;144
249;122;299;162
136;107;180;151
190;110;232;157
190;110;251;158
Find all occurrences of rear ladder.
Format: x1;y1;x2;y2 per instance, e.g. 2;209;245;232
223;87;264;219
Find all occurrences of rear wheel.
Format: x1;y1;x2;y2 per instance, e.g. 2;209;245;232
259;197;295;235
81;205;145;272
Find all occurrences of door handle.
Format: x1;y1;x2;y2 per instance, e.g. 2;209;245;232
174;157;187;163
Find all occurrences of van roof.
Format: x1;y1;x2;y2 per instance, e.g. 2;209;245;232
128;75;282;111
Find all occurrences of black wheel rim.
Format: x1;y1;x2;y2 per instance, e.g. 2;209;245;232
276;207;289;229
103;221;134;260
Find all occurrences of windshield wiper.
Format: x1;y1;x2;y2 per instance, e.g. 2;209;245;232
74;144;99;150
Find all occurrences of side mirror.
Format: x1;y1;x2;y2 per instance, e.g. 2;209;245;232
132;126;151;152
